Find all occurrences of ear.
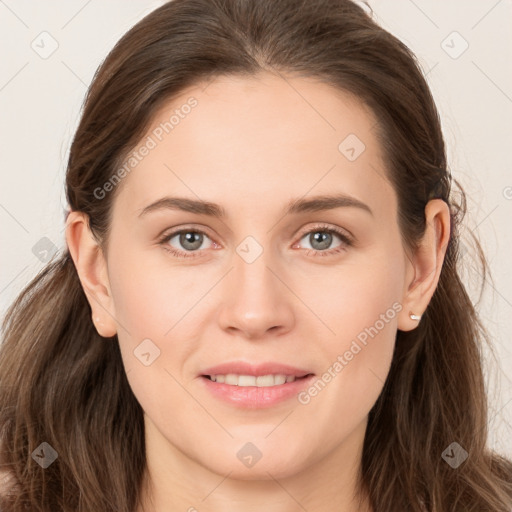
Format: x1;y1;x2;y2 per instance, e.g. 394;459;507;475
398;199;451;331
65;211;117;338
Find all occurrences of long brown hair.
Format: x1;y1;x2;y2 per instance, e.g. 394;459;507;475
1;0;511;510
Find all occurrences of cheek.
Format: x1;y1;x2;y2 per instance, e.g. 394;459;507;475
107;244;188;337
107;257;196;423
293;246;404;343
295;248;403;417
106;246;209;391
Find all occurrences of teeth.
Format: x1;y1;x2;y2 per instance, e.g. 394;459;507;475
209;374;296;387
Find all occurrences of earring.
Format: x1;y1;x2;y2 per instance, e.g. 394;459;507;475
409;311;421;321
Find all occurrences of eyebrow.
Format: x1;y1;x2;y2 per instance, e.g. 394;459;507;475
138;193;373;219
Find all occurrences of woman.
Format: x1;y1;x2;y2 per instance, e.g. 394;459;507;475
1;0;511;510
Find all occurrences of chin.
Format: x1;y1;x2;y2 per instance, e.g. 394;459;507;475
201;448;309;481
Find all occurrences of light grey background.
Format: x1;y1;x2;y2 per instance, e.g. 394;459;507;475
1;1;511;457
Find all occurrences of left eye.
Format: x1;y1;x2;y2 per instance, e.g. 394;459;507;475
296;229;346;252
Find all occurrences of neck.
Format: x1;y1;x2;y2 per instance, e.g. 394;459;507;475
137;417;373;512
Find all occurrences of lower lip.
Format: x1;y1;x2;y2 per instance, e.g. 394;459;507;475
199;375;316;409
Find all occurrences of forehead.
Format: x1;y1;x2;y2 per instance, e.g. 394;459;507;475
112;72;394;222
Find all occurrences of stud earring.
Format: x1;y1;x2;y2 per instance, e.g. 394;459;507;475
409;311;421;321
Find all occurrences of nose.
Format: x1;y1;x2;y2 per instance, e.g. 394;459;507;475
217;250;296;340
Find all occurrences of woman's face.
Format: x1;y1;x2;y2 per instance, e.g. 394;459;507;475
101;72;415;480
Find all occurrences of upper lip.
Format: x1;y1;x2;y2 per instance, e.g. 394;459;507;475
200;361;313;378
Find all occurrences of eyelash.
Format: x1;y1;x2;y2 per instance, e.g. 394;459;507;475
157;223;354;260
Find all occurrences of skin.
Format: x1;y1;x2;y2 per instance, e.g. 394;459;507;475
66;72;450;512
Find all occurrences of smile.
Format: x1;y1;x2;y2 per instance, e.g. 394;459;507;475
205;374;305;386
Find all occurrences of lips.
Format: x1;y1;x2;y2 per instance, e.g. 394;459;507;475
208;374;298;387
200;361;313;379
199;362;316;408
